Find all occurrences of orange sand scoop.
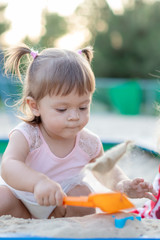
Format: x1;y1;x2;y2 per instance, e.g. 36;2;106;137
63;192;135;214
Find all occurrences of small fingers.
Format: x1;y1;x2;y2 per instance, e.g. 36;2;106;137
43;197;50;206
35;193;46;205
131;178;144;186
37;197;44;206
48;192;57;206
144;192;157;202
37;196;51;206
139;182;157;195
55;190;65;206
37;192;64;206
148;185;157;196
48;189;65;206
152;189;158;196
132;179;156;193
139;181;153;188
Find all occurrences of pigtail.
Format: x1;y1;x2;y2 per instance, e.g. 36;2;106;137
81;46;94;63
4;44;31;82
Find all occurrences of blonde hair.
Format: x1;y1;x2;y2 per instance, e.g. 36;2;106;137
4;44;95;123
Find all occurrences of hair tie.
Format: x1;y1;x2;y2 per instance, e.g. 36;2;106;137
77;49;82;55
30;50;38;59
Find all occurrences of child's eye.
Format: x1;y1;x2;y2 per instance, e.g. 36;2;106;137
56;109;67;112
79;107;88;111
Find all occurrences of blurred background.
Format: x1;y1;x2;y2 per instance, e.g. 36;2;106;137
0;0;160;152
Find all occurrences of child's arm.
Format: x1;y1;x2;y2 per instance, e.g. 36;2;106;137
90;145;157;202
1;130;65;206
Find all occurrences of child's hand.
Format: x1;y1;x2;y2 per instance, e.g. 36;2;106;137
116;178;157;202
34;177;65;206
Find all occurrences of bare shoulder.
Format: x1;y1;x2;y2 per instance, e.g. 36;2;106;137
2;130;29;162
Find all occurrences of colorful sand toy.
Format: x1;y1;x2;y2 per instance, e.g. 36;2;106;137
112;215;141;228
63;192;135;214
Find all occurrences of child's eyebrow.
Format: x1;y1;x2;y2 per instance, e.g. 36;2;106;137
55;99;91;106
80;99;91;104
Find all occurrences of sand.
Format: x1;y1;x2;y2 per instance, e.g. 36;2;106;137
0;213;160;238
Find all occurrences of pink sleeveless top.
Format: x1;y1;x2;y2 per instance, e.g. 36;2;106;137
10;122;102;185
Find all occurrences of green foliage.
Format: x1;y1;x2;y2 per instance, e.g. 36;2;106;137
75;0;111;45
94;0;160;78
0;4;10;37
75;0;160;78
24;11;68;49
39;11;68;48
17;0;160;79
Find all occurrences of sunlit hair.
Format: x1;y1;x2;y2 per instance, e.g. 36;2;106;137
4;44;95;123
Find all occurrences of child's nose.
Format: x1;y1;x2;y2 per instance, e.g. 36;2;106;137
68;109;79;120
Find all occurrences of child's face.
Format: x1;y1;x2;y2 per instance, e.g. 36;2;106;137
37;90;92;139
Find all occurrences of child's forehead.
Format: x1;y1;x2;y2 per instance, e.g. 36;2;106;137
45;92;92;104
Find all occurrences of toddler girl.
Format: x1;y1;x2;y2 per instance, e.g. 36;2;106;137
0;44;156;219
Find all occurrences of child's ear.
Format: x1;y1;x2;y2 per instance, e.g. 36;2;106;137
26;97;40;117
